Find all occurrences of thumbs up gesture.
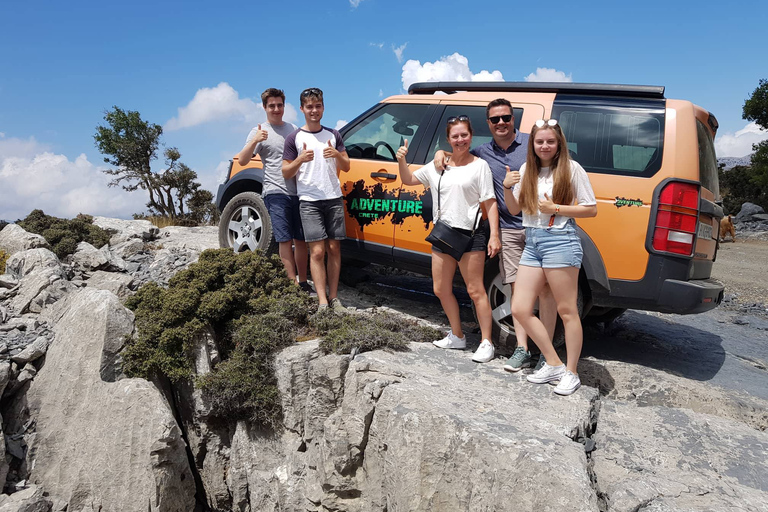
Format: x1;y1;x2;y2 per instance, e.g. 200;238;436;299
251;124;268;144
300;142;314;163
539;192;556;214
502;165;520;189
396;139;409;161
323;139;337;159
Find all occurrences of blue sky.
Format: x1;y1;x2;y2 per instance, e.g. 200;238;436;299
1;0;766;221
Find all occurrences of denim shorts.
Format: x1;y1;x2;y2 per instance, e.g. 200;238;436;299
299;197;347;243
520;221;583;269
263;194;304;243
431;220;489;256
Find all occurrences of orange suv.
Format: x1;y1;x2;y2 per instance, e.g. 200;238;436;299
216;82;724;338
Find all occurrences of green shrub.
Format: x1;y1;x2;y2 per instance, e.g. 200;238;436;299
0;250;8;274
124;247;443;428
317;309;443;355
17;210;115;259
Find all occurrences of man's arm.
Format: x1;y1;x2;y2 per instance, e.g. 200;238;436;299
283;142;314;179
236;125;268;166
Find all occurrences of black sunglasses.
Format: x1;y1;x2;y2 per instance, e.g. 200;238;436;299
447;115;470;124
488;114;513;124
301;87;323;97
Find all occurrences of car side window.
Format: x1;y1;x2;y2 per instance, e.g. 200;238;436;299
343;104;431;163
425;106;523;162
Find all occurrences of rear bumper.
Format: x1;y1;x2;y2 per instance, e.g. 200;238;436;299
656;278;724;314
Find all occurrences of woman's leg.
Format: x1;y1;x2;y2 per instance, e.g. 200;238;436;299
542;266;582;373
458;250;492;341
432;251;462;337
512;265;563;366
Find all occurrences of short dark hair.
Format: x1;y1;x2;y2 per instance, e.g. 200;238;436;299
261;88;285;107
300;87;324;107
486;98;513;119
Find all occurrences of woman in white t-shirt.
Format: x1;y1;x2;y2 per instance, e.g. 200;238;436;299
396;116;501;363
503;119;597;395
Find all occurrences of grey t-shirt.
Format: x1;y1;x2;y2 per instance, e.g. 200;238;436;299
245;121;298;196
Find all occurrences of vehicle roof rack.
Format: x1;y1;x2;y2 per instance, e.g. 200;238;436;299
407;81;665;99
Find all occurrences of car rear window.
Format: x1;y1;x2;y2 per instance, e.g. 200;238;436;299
552;96;665;177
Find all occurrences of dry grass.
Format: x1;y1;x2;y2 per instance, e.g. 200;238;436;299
142;215;179;229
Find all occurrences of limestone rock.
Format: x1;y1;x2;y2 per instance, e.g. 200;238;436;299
110;239;146;260
25;289;195;512
735;202;766;223
0;225;49;257
155;226;218;253
592;401;768;511
5;250;60;281
10;337;50;365
230;341;600;512
10;269;64;316
91;217;158;245
0;484;53;512
84;271;134;299
67;242;108;271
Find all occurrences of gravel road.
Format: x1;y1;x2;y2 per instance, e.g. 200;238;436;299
712;237;768;313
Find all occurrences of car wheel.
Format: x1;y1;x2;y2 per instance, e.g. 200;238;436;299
218;192;276;253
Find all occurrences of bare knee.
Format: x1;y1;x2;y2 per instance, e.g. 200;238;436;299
433;282;453;300
465;283;486;303
309;244;326;261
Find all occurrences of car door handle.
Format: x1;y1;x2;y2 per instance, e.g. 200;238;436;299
370;171;397;180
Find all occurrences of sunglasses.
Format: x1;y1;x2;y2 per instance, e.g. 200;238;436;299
535;119;558;128
488;114;512;124
301;87;323;97
447;115;470;124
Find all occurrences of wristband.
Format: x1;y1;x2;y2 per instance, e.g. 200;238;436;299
555;205;560;214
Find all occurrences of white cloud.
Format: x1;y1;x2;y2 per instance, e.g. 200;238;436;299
524;67;573;82
379;89;384;98
350;0;366;8
715;122;768;158
0;137;145;221
401;53;503;91
0;132;5;138
370;42;384;49
215;160;231;185
166;82;261;131
335;120;348;130
392;43;407;64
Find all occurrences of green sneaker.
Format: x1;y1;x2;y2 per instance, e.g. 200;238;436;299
330;297;346;313
503;346;532;372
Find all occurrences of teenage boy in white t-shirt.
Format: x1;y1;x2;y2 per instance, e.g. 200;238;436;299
282;88;350;311
236;88;311;292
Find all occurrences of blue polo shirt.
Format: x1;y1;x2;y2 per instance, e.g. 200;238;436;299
470;130;529;229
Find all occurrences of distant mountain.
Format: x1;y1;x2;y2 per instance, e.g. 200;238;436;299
718;155;752;170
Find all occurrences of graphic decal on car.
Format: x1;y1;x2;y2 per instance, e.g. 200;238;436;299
614;197;644;208
343;180;433;229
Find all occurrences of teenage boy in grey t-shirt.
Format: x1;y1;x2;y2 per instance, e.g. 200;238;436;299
237;88;310;293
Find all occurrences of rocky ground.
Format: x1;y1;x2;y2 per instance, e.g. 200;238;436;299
0;215;766;512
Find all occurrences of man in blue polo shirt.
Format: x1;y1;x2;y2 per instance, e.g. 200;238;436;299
435;98;556;371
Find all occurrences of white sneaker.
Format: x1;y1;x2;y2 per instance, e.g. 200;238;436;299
526;361;566;384
433;331;466;349
471;339;495;363
553;370;581;395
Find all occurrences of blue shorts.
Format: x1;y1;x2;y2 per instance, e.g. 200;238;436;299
263;194;304;243
520;221;583;269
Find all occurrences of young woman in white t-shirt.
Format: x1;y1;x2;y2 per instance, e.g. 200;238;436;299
503;119;597;395
397;116;501;363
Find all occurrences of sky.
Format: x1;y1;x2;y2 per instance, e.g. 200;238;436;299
1;0;767;221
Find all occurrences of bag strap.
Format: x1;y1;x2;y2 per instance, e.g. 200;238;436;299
436;169;482;234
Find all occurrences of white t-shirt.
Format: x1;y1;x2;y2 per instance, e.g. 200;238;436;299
513;160;596;229
414;158;495;231
245;122;298;196
283;126;346;202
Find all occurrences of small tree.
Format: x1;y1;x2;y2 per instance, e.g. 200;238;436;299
743;79;768;196
94;106;215;222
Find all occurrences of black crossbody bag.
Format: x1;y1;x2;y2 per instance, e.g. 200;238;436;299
425;169;482;261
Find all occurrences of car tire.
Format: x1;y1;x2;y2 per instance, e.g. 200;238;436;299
482;257;584;349
218;192;277;254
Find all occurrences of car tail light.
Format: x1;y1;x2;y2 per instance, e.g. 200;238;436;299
652;181;699;256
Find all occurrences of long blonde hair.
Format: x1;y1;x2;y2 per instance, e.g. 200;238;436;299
519;122;574;215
